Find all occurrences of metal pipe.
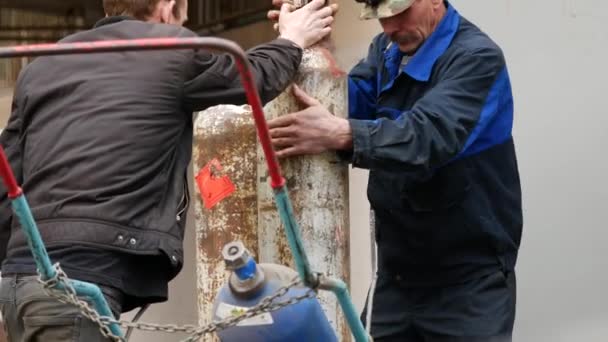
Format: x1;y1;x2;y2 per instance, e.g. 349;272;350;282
9;196;56;281
365;210;378;335
3;185;122;336
0;147;21;199
0;148;55;281
66;279;122;337
125;304;150;341
2;146;120;335
318;275;370;342
273;188;315;285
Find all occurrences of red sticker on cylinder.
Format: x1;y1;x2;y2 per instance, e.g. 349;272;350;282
195;159;236;209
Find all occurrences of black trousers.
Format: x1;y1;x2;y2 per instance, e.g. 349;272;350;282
361;270;516;342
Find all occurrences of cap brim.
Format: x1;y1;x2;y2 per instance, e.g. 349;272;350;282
359;0;415;20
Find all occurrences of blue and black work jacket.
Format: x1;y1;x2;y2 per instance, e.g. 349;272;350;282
346;3;523;285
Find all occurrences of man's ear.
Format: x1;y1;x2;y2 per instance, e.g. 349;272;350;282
160;0;177;24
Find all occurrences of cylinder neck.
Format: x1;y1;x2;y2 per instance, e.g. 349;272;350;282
233;257;258;281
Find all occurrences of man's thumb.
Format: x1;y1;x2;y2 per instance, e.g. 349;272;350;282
293;84;320;107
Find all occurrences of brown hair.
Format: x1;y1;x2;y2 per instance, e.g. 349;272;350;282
103;0;185;20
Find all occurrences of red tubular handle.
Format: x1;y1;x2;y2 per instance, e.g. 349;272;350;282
0;37;286;189
0;146;22;198
235;61;286;188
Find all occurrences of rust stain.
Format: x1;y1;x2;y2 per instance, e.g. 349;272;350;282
278;238;294;268
317;46;347;78
335;224;344;248
198;229;230;274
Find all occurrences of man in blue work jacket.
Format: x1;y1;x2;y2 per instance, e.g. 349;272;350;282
267;0;523;341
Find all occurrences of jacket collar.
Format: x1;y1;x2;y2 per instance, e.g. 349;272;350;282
395;1;460;82
94;16;136;29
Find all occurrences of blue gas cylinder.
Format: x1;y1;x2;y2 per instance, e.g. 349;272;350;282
212;241;338;342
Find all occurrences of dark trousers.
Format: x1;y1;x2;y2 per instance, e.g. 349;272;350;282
0;275;122;342
361;270;516;342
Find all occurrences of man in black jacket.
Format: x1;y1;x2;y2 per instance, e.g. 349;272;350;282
0;0;335;340
268;0;522;341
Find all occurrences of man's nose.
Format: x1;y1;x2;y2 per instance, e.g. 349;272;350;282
380;17;399;36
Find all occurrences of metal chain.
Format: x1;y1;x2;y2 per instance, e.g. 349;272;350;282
39;264;317;342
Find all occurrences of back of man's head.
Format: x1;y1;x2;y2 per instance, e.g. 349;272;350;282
103;0;185;21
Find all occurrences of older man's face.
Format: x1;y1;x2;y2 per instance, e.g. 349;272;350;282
379;0;443;54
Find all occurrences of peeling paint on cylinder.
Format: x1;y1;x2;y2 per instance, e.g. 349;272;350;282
193;105;258;342
257;40;352;341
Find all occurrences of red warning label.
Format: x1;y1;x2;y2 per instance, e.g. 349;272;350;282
195;159;236;209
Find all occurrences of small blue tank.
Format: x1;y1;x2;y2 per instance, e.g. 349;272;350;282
212;241;338;342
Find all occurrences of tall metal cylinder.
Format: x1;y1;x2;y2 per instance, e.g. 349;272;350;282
257;34;351;341
193;104;258;342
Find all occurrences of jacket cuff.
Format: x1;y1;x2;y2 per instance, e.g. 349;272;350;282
345;119;373;169
272;38;303;61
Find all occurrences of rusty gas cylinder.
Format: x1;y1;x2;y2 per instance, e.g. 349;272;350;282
193;105;258;342
257;3;352;340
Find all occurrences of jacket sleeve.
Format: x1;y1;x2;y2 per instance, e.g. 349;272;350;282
181;30;303;111
348;47;507;176
0;93;23;263
348;38;380;120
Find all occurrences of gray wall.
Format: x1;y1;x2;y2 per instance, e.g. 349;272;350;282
454;1;608;340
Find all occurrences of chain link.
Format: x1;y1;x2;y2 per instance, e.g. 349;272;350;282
39;264;317;342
